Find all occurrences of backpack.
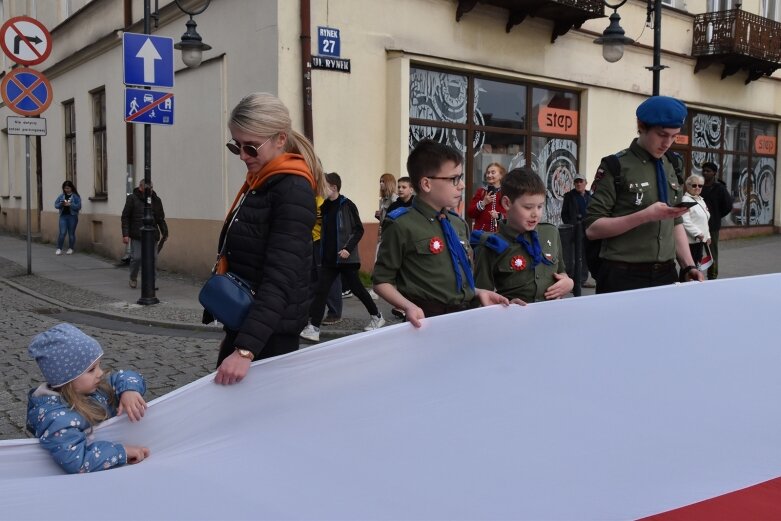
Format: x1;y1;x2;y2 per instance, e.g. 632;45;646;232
585;151;684;280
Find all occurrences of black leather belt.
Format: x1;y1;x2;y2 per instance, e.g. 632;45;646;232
411;300;472;318
603;259;676;272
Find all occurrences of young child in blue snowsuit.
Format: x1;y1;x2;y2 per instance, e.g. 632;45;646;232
26;323;150;473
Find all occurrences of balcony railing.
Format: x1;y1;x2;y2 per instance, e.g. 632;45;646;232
455;0;605;42
692;9;781;84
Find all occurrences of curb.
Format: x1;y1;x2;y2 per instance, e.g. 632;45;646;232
0;277;223;333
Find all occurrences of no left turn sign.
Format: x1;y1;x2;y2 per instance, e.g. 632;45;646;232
0;16;52;66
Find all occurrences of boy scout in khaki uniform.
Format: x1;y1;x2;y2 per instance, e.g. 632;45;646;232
472;168;573;303
372;139;508;327
586;95;704;294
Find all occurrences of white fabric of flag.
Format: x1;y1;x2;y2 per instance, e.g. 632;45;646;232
1;274;779;520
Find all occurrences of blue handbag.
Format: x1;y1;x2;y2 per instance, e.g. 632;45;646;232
198;271;255;331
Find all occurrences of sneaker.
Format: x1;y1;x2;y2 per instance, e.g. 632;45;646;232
300;324;320;342
65;248;73;255
368;289;379;300
321;315;342;325
364;313;385;331
341;290;353;298
129;279;137;289
55;249;62;255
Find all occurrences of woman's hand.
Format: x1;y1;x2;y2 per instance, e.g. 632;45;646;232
215;350;252;385
338;249;350;259
117;391;147;422
125;445;151;464
482;192;495;206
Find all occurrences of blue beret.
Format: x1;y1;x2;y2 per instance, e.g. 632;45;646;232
636;96;687;128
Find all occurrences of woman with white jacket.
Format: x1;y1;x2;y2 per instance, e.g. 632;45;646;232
681;173;711;265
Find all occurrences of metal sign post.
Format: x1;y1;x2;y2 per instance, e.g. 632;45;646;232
1;16;52;275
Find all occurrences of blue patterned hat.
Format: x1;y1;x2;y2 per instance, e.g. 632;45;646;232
636;96;687;128
28;323;104;387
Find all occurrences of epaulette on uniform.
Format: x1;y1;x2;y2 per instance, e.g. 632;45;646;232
615;149;628;158
469;230;509;254
387;207;410;220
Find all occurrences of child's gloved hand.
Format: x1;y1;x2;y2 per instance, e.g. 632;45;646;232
117;390;147;422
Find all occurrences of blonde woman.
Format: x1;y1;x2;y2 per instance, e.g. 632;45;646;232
212;92;324;386
375;173;398;224
681;173;711;265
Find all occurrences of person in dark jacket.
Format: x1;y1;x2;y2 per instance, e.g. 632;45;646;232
300;172;385;342
212;92;324;386
700;161;733;279
561;173;594;287
121;179;168;289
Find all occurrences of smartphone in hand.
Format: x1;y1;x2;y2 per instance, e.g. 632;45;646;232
672;201;698;209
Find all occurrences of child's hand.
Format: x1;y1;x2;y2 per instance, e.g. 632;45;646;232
476;288;509;308
117;391;147;422
510;298;527;306
125;445;150;464
403;304;425;328
544;273;574;300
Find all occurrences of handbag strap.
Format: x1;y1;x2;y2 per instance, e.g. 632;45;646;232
212;191;249;272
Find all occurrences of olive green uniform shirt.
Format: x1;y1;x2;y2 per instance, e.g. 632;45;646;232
585;139;684;263
473;222;566;303
372;198;476;306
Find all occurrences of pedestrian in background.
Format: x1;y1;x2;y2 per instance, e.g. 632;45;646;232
54;180;81;255
700;161;733;279
375;173;398;225
561;172;594;287
313;193;343;325
387;176;415;213
212;92;323;385
301;172;385;342
468;162;506;232
121;179;168;289
681;173;711;265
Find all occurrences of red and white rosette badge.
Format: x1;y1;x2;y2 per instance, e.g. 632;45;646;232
429;236;444;254
510;255;526;271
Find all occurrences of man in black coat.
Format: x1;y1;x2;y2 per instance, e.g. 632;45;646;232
700;162;733;279
121;179;168;288
561;173;593;287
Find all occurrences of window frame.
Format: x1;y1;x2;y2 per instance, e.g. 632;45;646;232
91;88;107;197
63;99;76;183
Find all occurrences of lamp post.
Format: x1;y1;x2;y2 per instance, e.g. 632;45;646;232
137;0;211;305
594;0;666;96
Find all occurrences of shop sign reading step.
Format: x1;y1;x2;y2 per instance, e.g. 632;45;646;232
7;116;47;136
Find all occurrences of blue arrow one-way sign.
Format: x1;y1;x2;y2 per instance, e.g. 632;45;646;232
123;32;174;88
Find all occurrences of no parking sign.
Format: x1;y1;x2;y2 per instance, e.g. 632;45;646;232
1;67;52;116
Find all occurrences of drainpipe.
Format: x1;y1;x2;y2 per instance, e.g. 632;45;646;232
300;0;314;142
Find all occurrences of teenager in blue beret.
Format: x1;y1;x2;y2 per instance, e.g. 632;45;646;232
585;95;704;294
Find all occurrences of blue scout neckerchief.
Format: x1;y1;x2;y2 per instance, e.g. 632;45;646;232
438;210;475;292
655;159;669;204
515;230;553;268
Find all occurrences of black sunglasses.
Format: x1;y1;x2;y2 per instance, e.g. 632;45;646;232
689;184;703;188
226;136;272;158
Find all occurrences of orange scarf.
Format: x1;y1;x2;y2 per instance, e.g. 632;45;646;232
215;153;315;274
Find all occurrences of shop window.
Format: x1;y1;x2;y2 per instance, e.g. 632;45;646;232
681;111;776;227
63;100;76;183
409;66;581;225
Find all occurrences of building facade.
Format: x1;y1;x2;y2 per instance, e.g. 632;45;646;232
1;0;779;276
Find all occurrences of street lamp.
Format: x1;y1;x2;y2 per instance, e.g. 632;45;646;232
593;1;633;63
594;0;666;96
172;0;212;68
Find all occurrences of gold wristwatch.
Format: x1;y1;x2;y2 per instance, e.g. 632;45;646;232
235;348;255;361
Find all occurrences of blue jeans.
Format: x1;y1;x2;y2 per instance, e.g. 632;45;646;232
57;214;78;250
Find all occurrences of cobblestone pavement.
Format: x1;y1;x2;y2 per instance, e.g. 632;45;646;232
0;259;220;440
